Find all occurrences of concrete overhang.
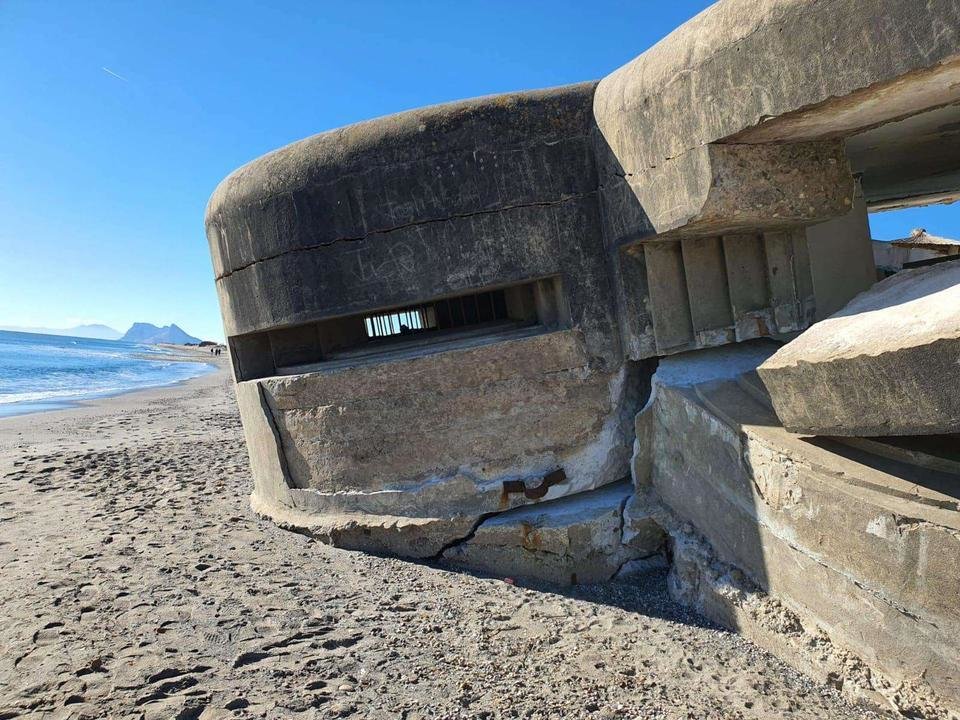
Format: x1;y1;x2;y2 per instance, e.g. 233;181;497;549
595;0;960;236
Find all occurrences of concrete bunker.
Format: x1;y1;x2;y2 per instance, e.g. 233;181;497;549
207;0;960;714
208;82;656;557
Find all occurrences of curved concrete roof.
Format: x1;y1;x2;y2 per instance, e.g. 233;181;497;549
206;82;598;281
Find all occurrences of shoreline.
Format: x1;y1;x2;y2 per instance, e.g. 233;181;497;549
0;357;233;458
0;344;227;420
0;357;232;453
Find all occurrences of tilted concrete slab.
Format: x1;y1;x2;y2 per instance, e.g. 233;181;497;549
442;480;665;585
759;260;960;436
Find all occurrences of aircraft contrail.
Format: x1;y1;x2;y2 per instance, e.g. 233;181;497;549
101;67;128;82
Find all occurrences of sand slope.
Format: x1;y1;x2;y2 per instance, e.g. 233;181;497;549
0;367;885;719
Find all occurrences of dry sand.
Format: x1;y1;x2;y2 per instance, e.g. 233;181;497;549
0;360;888;720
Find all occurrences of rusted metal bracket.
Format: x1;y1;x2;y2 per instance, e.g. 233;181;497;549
501;468;567;500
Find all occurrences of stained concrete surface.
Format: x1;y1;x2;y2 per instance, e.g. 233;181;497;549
201;3;960;715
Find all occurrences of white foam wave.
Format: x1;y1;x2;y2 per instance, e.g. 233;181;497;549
0;387;124;404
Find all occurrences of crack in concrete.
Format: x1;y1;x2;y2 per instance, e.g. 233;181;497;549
215;192;598;281
428;511;493;561
255;383;299;491
779;535;937;629
893;514;960;542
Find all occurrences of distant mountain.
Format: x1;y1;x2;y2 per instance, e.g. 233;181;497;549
121;323;201;345
0;323;122;340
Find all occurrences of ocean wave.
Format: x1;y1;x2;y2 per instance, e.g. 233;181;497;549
0;332;213;411
0;387;127;404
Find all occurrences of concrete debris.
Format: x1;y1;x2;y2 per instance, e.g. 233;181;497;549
759;260;960;436
668;526;954;719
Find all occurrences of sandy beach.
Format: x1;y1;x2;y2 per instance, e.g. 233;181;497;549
0;362;886;720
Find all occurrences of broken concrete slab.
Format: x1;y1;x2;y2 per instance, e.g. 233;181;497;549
442;480;662;585
758;259;960;436
256;497;479;560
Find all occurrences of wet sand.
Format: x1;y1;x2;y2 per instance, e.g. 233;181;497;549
0;363;886;719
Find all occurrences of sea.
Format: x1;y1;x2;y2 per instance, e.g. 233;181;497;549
0;330;216;418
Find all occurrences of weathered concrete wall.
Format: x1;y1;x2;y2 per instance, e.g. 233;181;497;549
805;182;877;320
249;331;641;512
666;525;954;718
207;82;620;368
643;344;960;711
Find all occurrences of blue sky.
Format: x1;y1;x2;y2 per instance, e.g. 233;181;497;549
0;1;956;342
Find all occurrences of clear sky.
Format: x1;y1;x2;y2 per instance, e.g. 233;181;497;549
1;1;957;341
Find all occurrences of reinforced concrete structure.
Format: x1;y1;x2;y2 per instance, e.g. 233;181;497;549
207;1;960;715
